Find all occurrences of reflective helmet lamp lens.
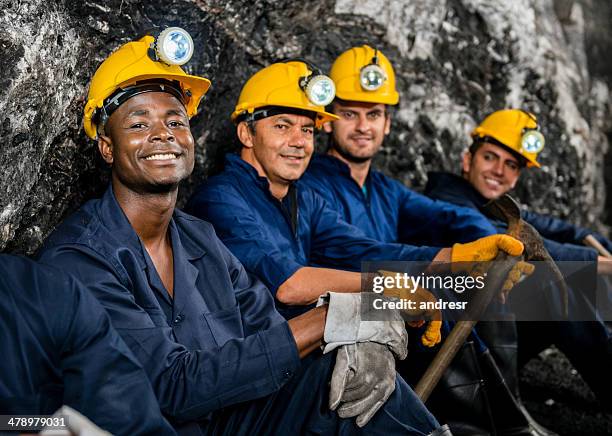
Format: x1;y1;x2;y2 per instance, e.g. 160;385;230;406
360;64;386;91
521;130;545;153
306;75;336;106
156;27;194;66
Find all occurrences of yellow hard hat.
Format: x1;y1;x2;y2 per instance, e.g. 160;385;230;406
231;61;338;129
329;45;399;105
83;28;211;139
471;109;545;168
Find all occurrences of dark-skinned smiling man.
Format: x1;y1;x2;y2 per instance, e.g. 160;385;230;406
38;28;446;435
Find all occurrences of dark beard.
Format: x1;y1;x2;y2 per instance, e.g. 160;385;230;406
330;141;372;164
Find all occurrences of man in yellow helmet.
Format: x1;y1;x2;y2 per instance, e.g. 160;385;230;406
427;109;612;276
424;109;612;414
428;109;612;262
39;30;449;435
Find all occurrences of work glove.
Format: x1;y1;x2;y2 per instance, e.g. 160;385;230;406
379;270;442;348
451;234;524;268
498;260;535;304
318;292;408;359
329;342;396;428
452;235;533;302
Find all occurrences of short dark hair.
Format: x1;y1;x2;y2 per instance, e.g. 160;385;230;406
328;98;394;117
469;137;528;168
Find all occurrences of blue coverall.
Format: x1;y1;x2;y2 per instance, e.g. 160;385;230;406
0;254;175;435
424;171;612;409
185;154;495;317
301;154;498;246
300;154;548;432
39;185;440;435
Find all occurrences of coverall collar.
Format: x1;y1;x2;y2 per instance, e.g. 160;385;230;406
425;171;488;210
312;153;353;177
95;185;207;269
313;153;373;196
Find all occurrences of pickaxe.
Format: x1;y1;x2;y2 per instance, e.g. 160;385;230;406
415;194;569;402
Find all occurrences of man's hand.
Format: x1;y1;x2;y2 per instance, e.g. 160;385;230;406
318;292;408;359
498;260;535;303
329;342;396;427
597;256;612;275
379;270;442;347
451;234;524;271
452;235;532;303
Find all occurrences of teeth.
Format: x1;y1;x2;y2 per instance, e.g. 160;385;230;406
485;177;501;186
145;153;177;161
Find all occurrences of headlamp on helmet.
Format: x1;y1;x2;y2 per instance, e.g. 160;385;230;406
83;27;211;139
153;27;194;66
231;60;338;129
298;62;335;107
520;128;545;154
359;50;387;91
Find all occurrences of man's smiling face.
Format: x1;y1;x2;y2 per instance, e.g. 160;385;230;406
240;113;315;185
99;92;195;194
326;100;390;163
462;142;522;200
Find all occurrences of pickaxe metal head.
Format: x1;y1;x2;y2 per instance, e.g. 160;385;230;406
484;194;569;318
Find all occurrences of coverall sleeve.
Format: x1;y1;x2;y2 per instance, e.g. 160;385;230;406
308;192;441;268
39;246;300;423
523;210;612;253
55;273;176;435
216;232;302;338
541;237;598;262
188;188;305;294
395;182;497;245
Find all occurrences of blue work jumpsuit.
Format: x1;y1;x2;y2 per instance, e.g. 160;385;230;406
0;254;175;435
39;185;439;435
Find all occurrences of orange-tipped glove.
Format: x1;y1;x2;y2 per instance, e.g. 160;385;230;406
379;270;442;348
452;235;533;303
451;234;524;272
499;261;535;303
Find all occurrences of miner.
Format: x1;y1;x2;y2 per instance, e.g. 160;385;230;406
299;46;554;435
424;108;612;411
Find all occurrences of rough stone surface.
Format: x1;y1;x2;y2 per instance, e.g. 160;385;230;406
1;0;611;431
1;0;610;254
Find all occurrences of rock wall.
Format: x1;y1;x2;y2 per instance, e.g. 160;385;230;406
1;0;610;255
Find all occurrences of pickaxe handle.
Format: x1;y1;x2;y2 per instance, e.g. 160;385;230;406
583;234;612;258
415;254;519;402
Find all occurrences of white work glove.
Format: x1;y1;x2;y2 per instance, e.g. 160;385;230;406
317;292;408;359
330;342;397;427
40;405;111;436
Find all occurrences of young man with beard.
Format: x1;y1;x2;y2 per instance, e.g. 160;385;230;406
38;29;450;436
